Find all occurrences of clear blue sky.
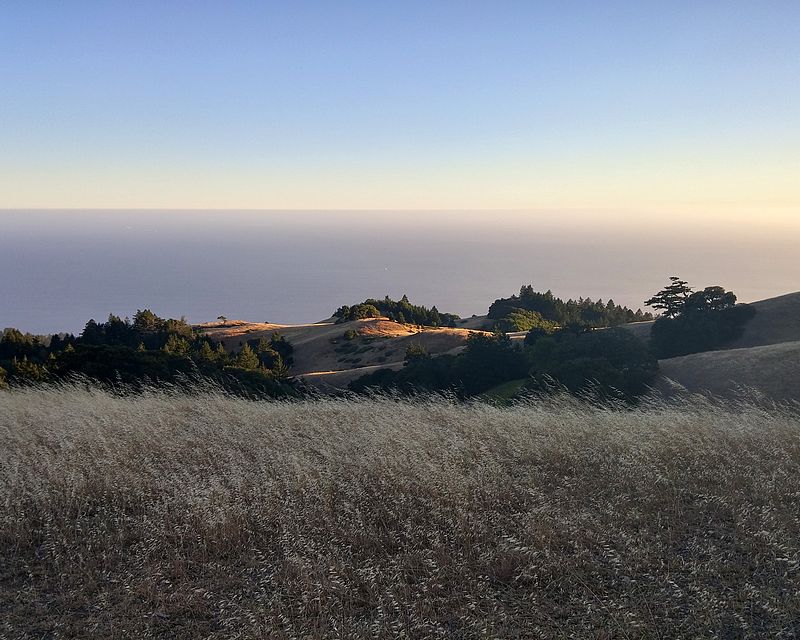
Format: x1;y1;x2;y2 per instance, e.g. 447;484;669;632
1;1;798;220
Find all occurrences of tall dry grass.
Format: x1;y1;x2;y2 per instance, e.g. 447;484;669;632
1;383;799;638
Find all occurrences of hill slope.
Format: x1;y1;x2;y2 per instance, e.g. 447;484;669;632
657;340;800;402
618;292;800;401
726;291;800;349
197;317;487;386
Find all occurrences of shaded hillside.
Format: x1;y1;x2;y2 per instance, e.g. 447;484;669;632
622;291;800;351
727;292;800;348
657;340;800;402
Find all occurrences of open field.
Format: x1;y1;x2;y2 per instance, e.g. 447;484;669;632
2;384;800;638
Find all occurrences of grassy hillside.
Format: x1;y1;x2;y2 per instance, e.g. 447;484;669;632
658;340;800;402
728;292;800;349
614;292;800;402
2;384;799;638
198;317;487;387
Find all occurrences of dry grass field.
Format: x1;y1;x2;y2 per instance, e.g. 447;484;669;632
2;384;800;638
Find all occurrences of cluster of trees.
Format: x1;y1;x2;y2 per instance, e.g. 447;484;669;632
351;325;657;401
524;326;657;398
488;286;653;330
351;332;526;397
0;328;52;383
350;278;755;399
0;311;297;397
334;295;460;327
646;277;755;358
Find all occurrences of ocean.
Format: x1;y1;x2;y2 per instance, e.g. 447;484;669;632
2;210;797;335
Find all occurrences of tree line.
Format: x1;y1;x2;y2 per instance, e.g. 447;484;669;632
334;295;460;327
0;310;297;397
1;278;757;400
350;326;657;401
488;285;653;330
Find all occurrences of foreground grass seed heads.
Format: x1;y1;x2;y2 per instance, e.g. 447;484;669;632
1;384;800;638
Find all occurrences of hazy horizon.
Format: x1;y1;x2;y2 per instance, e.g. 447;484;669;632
3;209;797;335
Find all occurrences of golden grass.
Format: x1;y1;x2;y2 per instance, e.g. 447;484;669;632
2;384;800;638
200;317;485;385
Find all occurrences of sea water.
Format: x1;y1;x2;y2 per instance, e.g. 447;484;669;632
2;210;797;334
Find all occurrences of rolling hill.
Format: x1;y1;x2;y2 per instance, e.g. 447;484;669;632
197;291;800;399
725;291;800;349
197;317;489;388
643;292;800;401
658;340;800;402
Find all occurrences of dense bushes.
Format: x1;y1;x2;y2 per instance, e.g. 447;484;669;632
489;285;652;328
334;295;459;327
646;280;756;358
491;308;559;333
651;305;756;358
350;331;527;396
525;327;658;398
0;311;297;397
352;327;657;400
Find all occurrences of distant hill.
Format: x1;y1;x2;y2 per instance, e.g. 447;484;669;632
197;317;487;387
657;340;800;403
196;291;800;398
621;291;800;351
725;292;800;349
646;292;800;402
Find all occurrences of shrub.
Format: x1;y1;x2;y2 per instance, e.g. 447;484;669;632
650;304;756;358
527;327;658;398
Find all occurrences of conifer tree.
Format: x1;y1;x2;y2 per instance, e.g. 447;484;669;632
645;277;693;318
196;341;216;363
234;343;259;369
270;354;290;379
163;334;189;355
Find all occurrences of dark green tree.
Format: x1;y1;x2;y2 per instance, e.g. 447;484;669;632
526;328;658;399
684;286;737;313
404;342;430;364
644;277;693;318
648;282;754;358
234;343;260;370
133;309;163;333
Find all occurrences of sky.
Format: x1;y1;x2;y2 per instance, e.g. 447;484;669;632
1;1;799;224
